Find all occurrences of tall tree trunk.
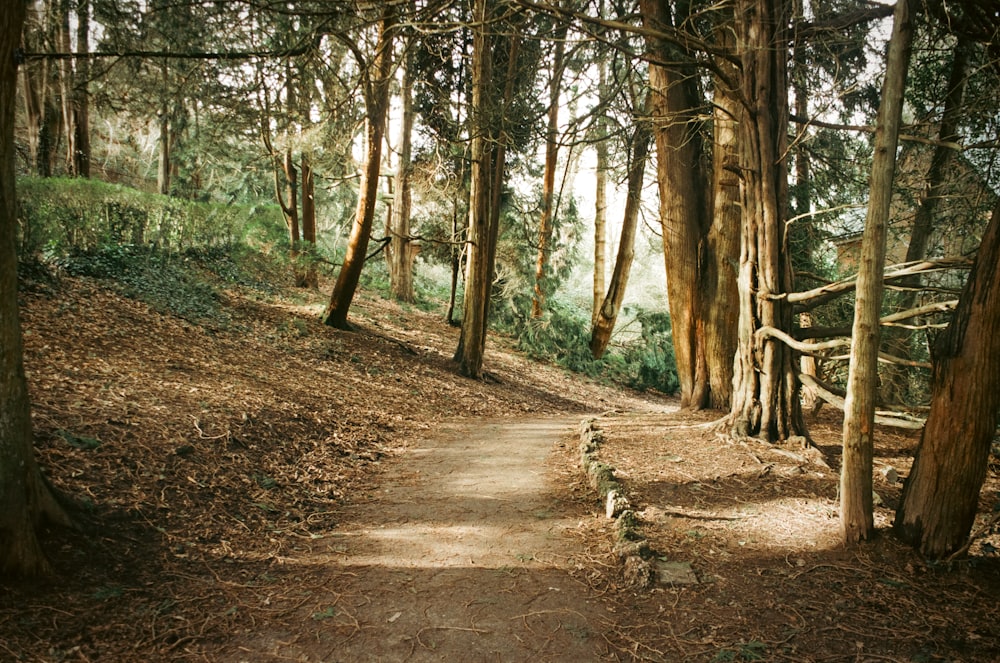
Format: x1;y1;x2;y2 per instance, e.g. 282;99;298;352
894;198;1000;559
446;178;466;327
791;0;819;412
730;0;803;440
1;1;71;577
57;0;75;174
322;8;396;329
157;64;171;196
301;151;318;288
591;6;609;327
589;104;651;358
455;0;495;377
704;23;742;410
24;2;62;178
282;148;305;286
592;127;608;326
841;0;915;544
530;14;568;319
19;5;46;176
389;48;416;303
454;2;519;378
71;0;90;177
640;0;713;409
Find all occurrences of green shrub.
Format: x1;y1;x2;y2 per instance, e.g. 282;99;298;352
494;293;679;394
16;177;284;256
620;308;680;394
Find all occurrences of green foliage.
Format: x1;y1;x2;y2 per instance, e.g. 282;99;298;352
492;295;679;395
16;177;284;256
620;308;681;395
57;245;228;325
712;641;767;662
54;243;286;327
58;430;102;451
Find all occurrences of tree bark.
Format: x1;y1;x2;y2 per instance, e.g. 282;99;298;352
21;1;62;178
592;89;608;325
321;7;396;329
454;1;519;378
301;151;318;288
72;0;90;177
704;23;742;410
530;13;568;319
840;0;915;544
589;101;651;359
730;0;803;440
389;47;416;303
640;0;712;409
1;0;71;577
57;0;74;173
894;198;1000;559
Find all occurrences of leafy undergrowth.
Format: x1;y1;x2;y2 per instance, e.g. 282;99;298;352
3;261;659;661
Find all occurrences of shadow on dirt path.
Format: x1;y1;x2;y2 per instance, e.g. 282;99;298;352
224;417;617;662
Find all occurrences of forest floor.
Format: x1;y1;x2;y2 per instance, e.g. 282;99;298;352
3;261;1000;662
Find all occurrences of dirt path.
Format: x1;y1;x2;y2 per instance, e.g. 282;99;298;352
226;417;616;662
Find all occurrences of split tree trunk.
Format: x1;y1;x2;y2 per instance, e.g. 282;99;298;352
589;100;651;359
454;1;520;378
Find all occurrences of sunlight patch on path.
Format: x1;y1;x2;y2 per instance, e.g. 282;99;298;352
327;419;582;569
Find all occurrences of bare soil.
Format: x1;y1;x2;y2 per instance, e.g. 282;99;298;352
2;269;1000;662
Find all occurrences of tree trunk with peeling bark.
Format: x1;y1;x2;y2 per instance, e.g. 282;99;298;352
640;0;712;409
729;0;804;440
704;23;742;410
894;198;1000;559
